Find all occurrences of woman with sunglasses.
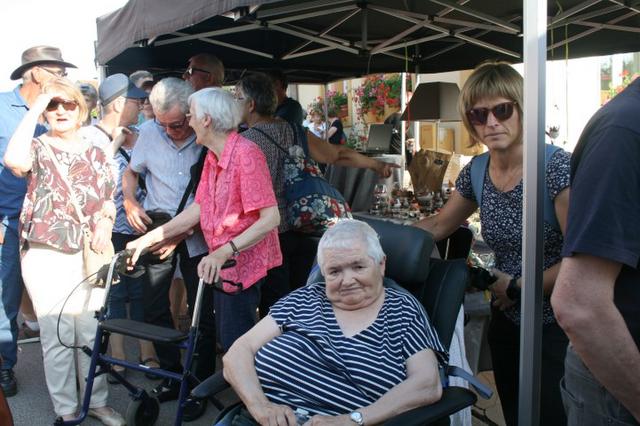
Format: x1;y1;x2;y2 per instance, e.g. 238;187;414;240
414;61;570;426
126;87;282;352
3;78;124;425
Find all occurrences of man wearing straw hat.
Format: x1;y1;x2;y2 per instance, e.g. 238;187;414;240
0;45;76;397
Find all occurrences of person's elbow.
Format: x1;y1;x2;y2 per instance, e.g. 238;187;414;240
3;157;30;178
415;373;443;407
551;278;594;337
261;206;280;231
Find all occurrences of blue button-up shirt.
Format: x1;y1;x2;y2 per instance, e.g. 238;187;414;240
0;86;47;225
130;119;208;257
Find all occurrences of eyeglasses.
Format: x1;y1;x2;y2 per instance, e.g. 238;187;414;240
46;97;78;112
210;278;244;295
126;98;143;109
154;116;188;130
184;67;211;77
466;102;517;126
39;67;68;78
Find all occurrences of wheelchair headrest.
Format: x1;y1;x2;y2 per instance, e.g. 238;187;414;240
359;216;433;289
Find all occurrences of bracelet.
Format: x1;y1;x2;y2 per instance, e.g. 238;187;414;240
229;240;240;257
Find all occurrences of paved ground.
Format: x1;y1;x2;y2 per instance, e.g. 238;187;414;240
7;335;236;425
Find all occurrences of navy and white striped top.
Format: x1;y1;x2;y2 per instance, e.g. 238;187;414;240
255;282;447;416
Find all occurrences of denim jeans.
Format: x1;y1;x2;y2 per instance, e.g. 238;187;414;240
214;281;261;351
106;233;144;322
0;219;23;370
562;345;639;426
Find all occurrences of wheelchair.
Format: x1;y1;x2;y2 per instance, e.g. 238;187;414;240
55;249;234;426
192;216;492;425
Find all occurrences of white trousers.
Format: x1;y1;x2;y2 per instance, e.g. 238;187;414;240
22;244;108;416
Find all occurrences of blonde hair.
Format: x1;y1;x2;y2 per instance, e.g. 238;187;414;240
42;78;88;127
458;61;523;146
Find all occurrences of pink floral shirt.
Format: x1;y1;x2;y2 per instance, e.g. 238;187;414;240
20;138;116;253
195;132;282;290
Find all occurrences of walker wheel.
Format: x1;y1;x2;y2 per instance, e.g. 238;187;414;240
125;395;160;426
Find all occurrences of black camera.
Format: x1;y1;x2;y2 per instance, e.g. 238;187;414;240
468;266;497;291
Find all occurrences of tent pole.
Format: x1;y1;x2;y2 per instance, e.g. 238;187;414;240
520;0;546;424
413;47;421;152
400;72;407;185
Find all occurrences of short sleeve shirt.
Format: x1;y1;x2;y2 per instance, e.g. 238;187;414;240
562;79;640;349
194;132;282;289
0;86;48;223
456;148;571;325
255;283;446;416
275;97;304;125
242;121;296;233
20;138;116;253
328;119;344;145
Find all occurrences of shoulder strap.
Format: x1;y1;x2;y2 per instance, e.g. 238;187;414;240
176;147;207;215
543;144;562;231
252;126;291;157
117;148;147;192
469;151;490;206
93;124;113;142
36;138;88;224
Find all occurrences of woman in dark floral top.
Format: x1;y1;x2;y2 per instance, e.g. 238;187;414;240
3;78;123;425
414;62;570;426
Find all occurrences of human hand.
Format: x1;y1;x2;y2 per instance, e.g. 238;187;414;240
123;198;152;233
248;401;298;426
111;126;132;150
90;218;113;253
198;244;233;284
491;269;517;311
149;233;190;260
374;160;401;178
303;414;351;425
125;233;157;267
32;93;55;114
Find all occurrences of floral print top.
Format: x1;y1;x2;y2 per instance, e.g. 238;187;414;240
20;138;116;254
456;149;571;325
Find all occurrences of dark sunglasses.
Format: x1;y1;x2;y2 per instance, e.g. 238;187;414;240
46;97;79;112
154;116;188;130
184;66;211;77
211;278;244;295
466;102;516;125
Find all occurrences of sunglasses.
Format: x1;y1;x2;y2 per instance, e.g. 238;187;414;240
184;66;211;77
46;97;78;112
154;116;188;130
40;67;68;78
466;102;517;125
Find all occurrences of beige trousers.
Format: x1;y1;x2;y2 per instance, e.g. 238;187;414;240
22;244;108;416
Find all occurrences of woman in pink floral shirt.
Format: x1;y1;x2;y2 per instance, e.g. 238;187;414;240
128;87;281;351
3;78;122;425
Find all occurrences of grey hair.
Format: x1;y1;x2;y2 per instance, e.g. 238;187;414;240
188;87;241;133
149;77;194;115
129;70;153;88
317;219;385;269
190;53;225;86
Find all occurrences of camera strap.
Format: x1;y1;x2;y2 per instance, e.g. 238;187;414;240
176;147;208;215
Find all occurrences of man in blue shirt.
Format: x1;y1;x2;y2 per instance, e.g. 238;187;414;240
0;45;75;397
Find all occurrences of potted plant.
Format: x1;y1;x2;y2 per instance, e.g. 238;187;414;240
605;69;639;104
354;74;386;122
326;89;349;118
383;74;402;115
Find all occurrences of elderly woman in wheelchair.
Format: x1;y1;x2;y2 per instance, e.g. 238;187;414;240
223;219;446;426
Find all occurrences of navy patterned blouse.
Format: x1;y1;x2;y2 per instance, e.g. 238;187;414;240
456;149;571;325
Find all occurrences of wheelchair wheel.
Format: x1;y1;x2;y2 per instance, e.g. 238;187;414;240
125;395;160;426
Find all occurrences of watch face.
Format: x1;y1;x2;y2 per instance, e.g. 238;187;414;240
350;411;363;424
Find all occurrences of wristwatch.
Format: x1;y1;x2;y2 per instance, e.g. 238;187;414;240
349;411;364;425
506;277;521;301
228;240;240;257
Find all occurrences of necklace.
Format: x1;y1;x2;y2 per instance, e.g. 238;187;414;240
489;165;522;193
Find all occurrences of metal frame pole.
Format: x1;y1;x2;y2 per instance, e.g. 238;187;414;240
520;0;547;424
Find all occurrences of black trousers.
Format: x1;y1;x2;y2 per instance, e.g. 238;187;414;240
488;307;568;426
259;231;319;318
141;242;215;381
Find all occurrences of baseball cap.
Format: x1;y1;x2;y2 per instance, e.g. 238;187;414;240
99;73;148;105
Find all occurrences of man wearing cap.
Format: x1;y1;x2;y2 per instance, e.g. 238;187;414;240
182;53;224;91
80;73;147;156
0;45;75;397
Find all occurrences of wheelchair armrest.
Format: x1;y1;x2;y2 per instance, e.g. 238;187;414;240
191;370;230;399
446;365;493;399
383;386;477;426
